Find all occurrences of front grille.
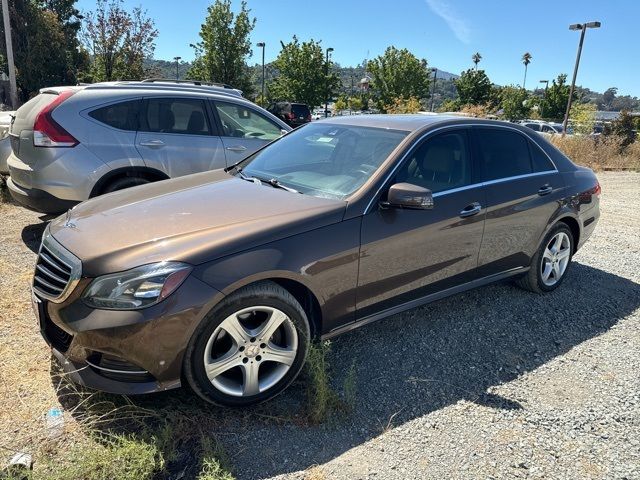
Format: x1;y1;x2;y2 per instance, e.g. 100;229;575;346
33;230;81;302
43;316;73;353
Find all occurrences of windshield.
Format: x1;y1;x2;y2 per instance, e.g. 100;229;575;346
238;123;408;199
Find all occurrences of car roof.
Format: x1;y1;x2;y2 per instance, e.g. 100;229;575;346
313;114;502;132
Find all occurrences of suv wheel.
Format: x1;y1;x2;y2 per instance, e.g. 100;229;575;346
516;223;574;293
102;176;151;194
184;281;310;407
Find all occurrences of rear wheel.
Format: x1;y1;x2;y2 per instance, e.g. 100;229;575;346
101;176;151;194
184;281;310;407
516;223;574;293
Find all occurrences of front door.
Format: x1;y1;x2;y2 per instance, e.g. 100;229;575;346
211;101;284;165
356;129;486;318
136;97;226;178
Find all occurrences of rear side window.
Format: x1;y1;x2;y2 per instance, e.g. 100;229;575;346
530;141;555;172
142;98;211;135
476;128;532;181
89;100;140;131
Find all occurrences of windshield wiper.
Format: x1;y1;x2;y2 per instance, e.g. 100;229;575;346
234;169;300;194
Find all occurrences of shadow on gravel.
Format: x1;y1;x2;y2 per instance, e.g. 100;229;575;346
53;262;640;479
21;218;52;253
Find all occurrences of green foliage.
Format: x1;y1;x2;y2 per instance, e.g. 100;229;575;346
268;36;340;109
540;74;575;121
348;96;363;111
82;0;157;81
198;436;235;480
455;68;492;106
186;0;255;95
0;0;85;101
500;85;530;121
471;52;482;69
333;96;348;112
366;46;430;112
570;102;597;135
385;96;422;114
438;98;461;112
605;110;637;147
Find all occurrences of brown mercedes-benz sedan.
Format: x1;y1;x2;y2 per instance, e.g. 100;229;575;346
32;115;600;406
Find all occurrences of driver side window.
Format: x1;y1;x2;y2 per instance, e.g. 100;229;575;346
214;102;282;140
394;130;472;193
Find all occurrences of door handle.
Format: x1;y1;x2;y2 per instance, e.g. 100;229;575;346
226;145;247;152
459;202;482;218
139;139;165;147
538;184;553;196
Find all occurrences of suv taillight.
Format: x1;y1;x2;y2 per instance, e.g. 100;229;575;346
33;90;78;148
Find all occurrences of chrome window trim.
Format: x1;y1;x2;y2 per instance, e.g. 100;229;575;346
364;123;558;213
33;226;82;303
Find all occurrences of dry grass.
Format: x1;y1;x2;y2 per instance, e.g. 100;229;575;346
550;135;640;172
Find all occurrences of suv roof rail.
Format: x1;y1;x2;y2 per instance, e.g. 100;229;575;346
85;80;244;98
141;78;236;88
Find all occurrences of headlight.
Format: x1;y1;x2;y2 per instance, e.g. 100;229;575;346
82;262;192;310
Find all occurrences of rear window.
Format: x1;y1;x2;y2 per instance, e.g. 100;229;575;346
89;100;141;131
291;104;310;117
476;128;533;181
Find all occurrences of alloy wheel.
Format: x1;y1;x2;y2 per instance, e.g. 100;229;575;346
203;306;298;397
540;231;571;287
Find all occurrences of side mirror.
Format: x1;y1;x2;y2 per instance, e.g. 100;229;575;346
382;183;434;210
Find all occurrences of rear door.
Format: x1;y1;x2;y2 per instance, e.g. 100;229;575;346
211;100;284;165
135;97;226;177
473;126;562;276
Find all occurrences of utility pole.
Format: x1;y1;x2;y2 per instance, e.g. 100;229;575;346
430;68;438;112
325;47;333;118
562;21;601;136
257;42;265;105
173;56;181;80
2;0;18;108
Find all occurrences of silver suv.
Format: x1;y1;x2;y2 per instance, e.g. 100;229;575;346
7;80;290;213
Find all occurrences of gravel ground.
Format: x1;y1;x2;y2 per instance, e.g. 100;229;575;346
0;173;638;480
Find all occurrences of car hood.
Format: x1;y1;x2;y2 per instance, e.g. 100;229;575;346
50;170;346;277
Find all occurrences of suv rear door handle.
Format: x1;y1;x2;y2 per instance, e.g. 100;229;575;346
139;139;165;147
538;184;553;196
226;145;247;153
459;202;482;218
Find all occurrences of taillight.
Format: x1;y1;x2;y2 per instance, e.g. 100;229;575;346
593;181;601;196
33;90;78;148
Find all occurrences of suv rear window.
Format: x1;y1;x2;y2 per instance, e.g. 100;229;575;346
291;104;310;117
89;100;141;131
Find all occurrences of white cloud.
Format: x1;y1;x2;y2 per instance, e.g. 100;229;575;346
425;0;471;44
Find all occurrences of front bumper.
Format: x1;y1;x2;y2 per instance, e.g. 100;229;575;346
36;275;224;395
7;176;78;213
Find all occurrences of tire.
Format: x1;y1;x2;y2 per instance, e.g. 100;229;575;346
184;281;310;407
516;223;574;293
101;176;151;194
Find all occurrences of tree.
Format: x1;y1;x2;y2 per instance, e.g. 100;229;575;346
0;0;85;101
569;102;597;135
82;0;157;81
455;68;492;106
500;85;530;121
540;74;575;121
366;46;430;112
187;0;255;94
348;96;363;111
385;96;421;114
521;52;532;89
268;36;339;109
605;110;636;147
472;52;482;70
333;96;347;113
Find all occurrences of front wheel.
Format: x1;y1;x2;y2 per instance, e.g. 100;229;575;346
516;223;574;293
184;281;310;407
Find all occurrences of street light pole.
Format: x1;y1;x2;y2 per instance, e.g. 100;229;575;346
562;21;601;136
325;47;333;118
1;0;18;108
173;56;181;80
257;42;265;105
539;80;548;118
430;68;438;112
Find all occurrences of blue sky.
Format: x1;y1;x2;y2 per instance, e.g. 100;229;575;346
77;0;638;96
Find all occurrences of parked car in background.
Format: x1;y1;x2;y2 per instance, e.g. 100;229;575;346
34;115;600;407
267;102;311;127
7;80;290;213
0;110;15;175
519;120;565;135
